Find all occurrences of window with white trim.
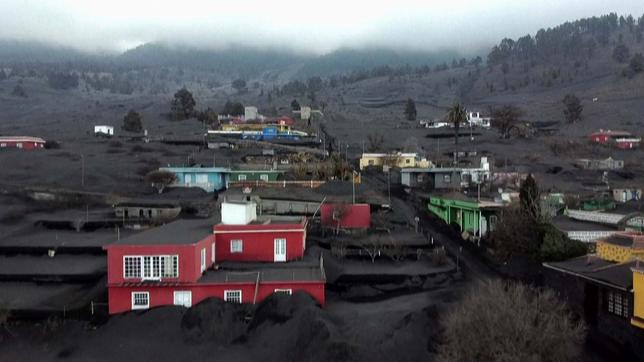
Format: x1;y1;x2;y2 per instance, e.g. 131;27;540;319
124;255;178;279
238;174;247;181
224;290;242;304
211;242;216;264
260;174;269;181
607;290;629;318
131;292;149;310
230;239;243;253
443;174;451;183
274;288;292;295
200;248;206;272
124;256;141;278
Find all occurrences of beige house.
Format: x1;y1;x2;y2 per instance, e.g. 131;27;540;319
359;152;432;170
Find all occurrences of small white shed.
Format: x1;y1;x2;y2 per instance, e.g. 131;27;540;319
94;125;114;137
221;201;257;225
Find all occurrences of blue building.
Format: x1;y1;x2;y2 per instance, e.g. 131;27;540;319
160;167;230;192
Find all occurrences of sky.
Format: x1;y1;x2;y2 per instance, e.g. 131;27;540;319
0;0;642;54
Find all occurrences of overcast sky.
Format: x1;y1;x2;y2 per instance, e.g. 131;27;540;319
0;0;642;54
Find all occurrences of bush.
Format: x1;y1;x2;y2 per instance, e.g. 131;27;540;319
44;140;61;149
540;225;587;262
438;279;585;362
122;110;143;133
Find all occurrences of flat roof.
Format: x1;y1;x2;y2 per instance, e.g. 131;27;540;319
109;218;214;246
160;167;230;173
0;136;46;143
228;169;283;174
551;215;616;232
198;266;324;283
544;256;634;290
214;216;306;231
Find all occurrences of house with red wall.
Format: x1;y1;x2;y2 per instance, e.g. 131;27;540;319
0;136;46;150
320;203;371;230
104;214;324;314
589;130;641;149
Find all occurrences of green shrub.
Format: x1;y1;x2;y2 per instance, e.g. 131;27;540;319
540;225;587;262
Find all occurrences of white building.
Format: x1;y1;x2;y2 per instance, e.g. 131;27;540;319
94;125;114;137
221;201;257;225
244;106;258;121
467;112;491;128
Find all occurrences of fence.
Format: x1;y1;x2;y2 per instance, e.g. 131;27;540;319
227;180;326;188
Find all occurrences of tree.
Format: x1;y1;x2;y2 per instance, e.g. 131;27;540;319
447;103;466;145
367;133;384;152
222;100;244;116
171;88;196;120
438;279;585;362
490;105;522;138
145;170;176;194
629;53;644;73
403;98;417;121
197;107;219;128
122;110;143;133
231;79;247;93
562;94;582;123
520;174;540;220
11;84;27;98
540;224;587;261
291;99;301;111
613;43;631;63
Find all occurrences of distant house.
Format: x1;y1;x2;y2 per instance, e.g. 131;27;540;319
226;170;283;183
320;204;371;230
160;167;230;192
94;125;114;137
114;202;181;221
466;111;491;128
427;196;504;240
104;216;324;315
589;129;641;149
575;157;624;170
613;189;642;203
400;157;491;190
359;152;432;171
244;106;259;121
0;136;45;150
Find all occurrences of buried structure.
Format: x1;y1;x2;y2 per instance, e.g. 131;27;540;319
103;202;325;314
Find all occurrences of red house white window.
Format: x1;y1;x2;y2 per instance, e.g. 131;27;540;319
230;239;243;253
200;248;206;272
131;291;149;310
124;255;178;279
274;288;292;295
224;290;242;304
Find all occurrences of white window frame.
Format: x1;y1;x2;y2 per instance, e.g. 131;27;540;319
224;290;242;304
230;239;243;253
607;290;629;318
274;288;292;295
131;291;150;310
123;255;178;279
173;290;192;308
260;174;269;181
238;174;247;181
274;238;287;262
0;143;6;147
200;248;206;272
211;242;216;264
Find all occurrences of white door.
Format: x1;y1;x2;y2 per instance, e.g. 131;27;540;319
274;238;286;262
174;291;192;307
184;174;193;186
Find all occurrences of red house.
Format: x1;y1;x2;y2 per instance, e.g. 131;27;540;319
0;136;46;150
589;130;632;144
320;203;371;229
214;217;307;262
615;137;641;149
104;217;324;314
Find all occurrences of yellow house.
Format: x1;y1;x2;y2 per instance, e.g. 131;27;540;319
632;263;644;329
596;234;644;263
359;153;432;171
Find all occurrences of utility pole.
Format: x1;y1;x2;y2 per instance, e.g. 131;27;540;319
352;171;356;204
81;154;85;188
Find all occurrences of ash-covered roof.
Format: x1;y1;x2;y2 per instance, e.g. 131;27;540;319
198;266;324;283
544;256;634;290
108;218;214;246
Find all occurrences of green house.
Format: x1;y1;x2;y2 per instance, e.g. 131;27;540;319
226;170;284;183
427;196;505;240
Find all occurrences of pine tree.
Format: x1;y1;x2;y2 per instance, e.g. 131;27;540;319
562;94;583;123
404;98;417;121
520;174;540;220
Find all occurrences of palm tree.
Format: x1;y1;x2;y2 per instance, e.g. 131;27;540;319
447;103;467;145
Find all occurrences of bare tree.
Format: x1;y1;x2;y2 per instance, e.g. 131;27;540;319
367;133;385;152
438;279;585;362
331;202;350;235
490;105;523;139
145;170;177;194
